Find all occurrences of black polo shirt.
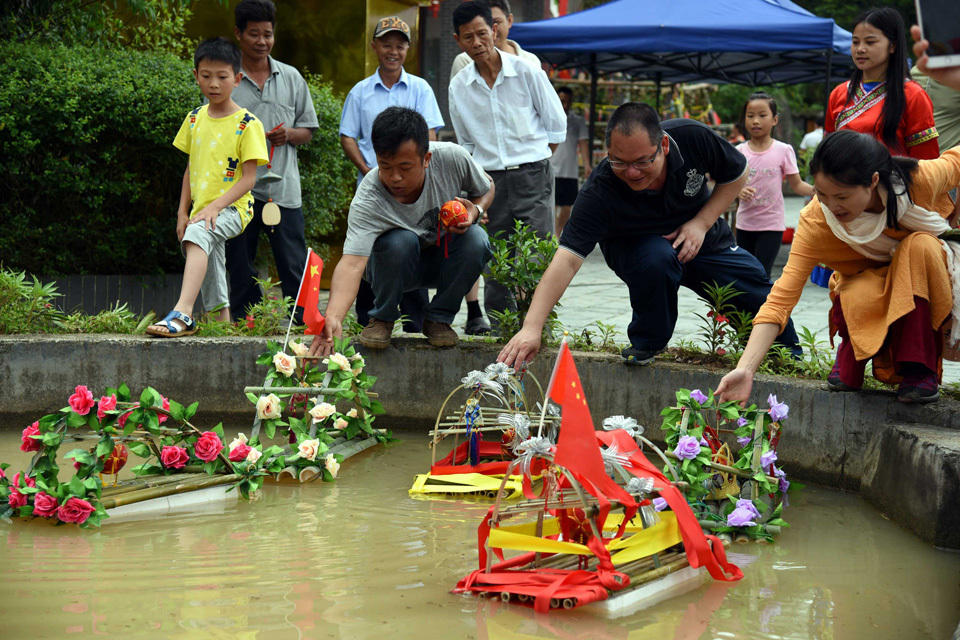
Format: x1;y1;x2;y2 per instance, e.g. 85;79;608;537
559;118;747;258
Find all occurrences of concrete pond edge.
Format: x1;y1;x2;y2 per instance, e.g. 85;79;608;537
1;334;957;550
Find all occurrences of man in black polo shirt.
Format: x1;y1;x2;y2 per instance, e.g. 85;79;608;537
498;102;799;367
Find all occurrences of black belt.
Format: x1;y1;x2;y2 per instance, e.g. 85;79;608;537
491;159;546;172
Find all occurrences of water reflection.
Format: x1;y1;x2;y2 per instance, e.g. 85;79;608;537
0;433;957;639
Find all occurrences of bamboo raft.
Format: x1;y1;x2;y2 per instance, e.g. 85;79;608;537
88;377;384;522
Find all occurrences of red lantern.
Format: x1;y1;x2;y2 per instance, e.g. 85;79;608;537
100;442;128;481
430;0;440;18
439;200;470;228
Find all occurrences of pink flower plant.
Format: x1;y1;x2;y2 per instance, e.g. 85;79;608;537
97;394;117;420
68;385;95;416
32;492;59;518
57;497;95;524
20;422;42;452
193;432;223;462
160;445;189;469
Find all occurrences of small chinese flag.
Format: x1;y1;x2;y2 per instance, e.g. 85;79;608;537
549;340;632;503
296;249;325;336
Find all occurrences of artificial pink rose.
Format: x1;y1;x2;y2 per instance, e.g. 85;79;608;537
118;410;133;429
0;467;5;480
68;385;95;415
97;394;117;420
158;395;170;424
193;431;223;462
32;492;59;518
57;497;95;524
228;443;252;462
8;488;26;509
20;422;42;452
160;445;189;469
12;472;36;489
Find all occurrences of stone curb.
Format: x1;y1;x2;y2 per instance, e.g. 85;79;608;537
1;334;957;548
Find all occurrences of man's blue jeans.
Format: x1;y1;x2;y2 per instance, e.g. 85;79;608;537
601;234;801;355
366;226;492;324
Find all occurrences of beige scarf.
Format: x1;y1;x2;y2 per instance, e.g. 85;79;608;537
820;178;960;342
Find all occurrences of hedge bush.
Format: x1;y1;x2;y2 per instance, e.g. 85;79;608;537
0;41;352;275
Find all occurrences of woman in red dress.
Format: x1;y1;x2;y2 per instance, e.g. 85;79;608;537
826;7;939;159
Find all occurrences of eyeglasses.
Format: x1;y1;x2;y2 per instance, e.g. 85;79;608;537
608;141;662;170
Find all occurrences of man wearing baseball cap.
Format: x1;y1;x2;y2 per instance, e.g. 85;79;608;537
340;15;445;335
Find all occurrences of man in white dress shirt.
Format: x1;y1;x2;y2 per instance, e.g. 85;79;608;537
448;0;566;320
449;0;540;79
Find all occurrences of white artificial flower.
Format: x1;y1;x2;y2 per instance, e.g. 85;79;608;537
273;351;296;377
327;352;352;372
229;433;248;451
346;408;358;418
324;454;340;478
246;448;263;464
333;417;348;430
309;402;336;423
297;438;320;461
287;340;309;357
256;394;282;420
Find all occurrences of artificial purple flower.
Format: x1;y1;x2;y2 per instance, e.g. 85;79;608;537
737;435;752;447
652;497;668;511
726;506;757;527
690;389;708;404
736;499;761;519
761;449;778;468
774;466;790;494
737;417;749;427
673;435;701;460
699;436;709;447
767;394;789;422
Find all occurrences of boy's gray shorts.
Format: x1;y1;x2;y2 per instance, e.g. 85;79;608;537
180;205;245;313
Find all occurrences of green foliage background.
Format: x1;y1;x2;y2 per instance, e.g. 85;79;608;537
0;47;351;275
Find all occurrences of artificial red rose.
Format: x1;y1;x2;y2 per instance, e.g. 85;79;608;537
158;395;170;424
118;410;133;429
12;472;36;489
228;443;252;462
33;491;59;518
57;497;95;524
8;488;26;508
160;445;189;469
193;432;223;462
20;422;42;452
68;385;95;415
97;394;117;420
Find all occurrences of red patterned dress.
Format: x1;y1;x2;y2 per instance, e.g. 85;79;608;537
826;80;940;159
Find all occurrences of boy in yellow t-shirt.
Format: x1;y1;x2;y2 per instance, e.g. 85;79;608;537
147;37;269;337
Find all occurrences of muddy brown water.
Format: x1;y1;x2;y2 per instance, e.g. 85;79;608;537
0;429;957;639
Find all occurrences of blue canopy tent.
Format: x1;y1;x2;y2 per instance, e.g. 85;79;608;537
510;0;853;147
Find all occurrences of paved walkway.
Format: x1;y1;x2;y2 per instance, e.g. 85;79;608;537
323;196;960;383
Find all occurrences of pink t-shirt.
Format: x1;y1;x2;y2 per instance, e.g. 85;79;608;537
735;140;799;232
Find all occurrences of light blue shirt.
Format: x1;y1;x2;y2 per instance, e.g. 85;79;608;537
339;68;444;180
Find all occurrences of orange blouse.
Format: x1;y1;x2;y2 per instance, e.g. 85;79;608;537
755;148;960;363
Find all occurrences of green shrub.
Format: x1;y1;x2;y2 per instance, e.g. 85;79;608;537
0;41;202;275
0;267;62;333
300;72;355;250
0;42;353;276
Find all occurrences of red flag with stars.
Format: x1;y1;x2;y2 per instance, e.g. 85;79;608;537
549;340;633;504
295;249;325;335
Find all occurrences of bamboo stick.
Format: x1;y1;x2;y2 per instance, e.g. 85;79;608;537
243;386;378;397
101;474;241;510
101;473;206;497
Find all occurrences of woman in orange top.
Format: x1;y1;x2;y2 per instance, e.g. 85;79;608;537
717;131;960;405
826;7;939;159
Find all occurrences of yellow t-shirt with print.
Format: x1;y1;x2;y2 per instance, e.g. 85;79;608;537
172;105;269;229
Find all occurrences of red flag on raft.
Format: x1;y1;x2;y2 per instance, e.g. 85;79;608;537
295;249;325;336
549;340;633;505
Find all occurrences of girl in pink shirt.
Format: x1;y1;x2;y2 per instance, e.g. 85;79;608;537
736;93;815;276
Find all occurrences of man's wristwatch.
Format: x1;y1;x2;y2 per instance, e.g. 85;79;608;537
474;204;484;224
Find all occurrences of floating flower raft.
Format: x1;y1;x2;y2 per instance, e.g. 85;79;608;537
452;343;744;612
0;338;389;527
452;342;793;612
